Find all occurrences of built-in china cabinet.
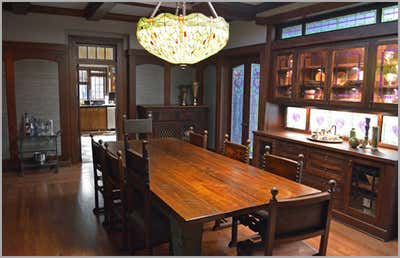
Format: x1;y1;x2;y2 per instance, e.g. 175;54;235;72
270;37;398;112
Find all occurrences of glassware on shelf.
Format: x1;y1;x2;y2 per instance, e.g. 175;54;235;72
374;44;398;104
275;54;294;98
331;47;365;102
299;51;327;101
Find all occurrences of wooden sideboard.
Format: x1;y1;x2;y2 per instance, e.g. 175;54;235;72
137;105;208;139
80;106;107;132
253;130;398;241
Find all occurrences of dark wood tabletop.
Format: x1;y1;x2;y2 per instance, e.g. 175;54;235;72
106;138;320;223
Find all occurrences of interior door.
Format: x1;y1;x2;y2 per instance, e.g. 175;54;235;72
229;57;260;157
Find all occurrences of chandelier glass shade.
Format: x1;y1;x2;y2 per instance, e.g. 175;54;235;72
136;10;229;65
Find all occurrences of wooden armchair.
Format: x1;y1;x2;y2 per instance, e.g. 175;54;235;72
237;180;336;256
230;146;305;246
223;134;251;164
90;134;106;215
188;126;208;149
262;146;304;183
124;140;171;254
123;113;152;149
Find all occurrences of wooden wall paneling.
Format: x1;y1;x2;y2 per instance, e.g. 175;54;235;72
215;56;230;152
116;38;126;141
164;62;171;105
126;50;136;118
3;41;70;166
259;25;275;131
3;51;18;163
195;63;204;105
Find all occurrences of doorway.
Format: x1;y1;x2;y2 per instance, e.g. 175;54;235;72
228;56;260;157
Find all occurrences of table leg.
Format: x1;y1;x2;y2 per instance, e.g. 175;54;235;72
169;216;203;255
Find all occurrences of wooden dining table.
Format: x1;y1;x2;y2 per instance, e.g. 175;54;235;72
106;138;320;255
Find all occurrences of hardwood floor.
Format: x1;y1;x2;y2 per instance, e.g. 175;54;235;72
3;164;398;256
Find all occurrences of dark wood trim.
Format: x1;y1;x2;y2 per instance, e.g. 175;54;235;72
126;50;136;118
3;41;70;164
3;2;32;15
103;13;141;23
119;2;177;13
255;2;360;25
84;3;116;21
271;22;398;50
68;36;125;162
221;43;264;57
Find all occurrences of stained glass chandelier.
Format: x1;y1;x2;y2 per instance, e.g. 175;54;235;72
136;2;229;65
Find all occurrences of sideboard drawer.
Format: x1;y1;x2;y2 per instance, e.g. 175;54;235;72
275;140;307;161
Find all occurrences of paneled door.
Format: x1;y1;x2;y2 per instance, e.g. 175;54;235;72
229;57;260;157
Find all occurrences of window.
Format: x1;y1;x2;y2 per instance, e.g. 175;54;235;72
309;108;378;138
286;107;307;130
382;5;398;22
381;116;398;146
282;24;302;39
78;45;115;61
305;10;376;35
79;68;108;102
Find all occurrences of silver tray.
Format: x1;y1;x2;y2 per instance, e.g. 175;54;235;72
307;137;343;144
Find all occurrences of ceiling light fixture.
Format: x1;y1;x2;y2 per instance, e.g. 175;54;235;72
136;1;229;65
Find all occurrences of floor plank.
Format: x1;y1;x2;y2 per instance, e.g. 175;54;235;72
2;164;398;256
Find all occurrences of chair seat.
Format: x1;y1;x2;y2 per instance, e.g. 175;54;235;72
127;207;170;249
237;238;318;256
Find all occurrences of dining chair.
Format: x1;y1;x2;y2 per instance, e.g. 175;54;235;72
90;134;106;215
230;145;305;246
213;134;251;231
188;126;208;149
262;145;304;183
223;134;251;164
124;140;171;255
123;113;152;149
237;179;336;256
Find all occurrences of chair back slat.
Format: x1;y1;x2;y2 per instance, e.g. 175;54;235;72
91;136;106;171
223;134;250;164
262;146;304;183
104;149;124;188
188;126;208;149
123;113;152;140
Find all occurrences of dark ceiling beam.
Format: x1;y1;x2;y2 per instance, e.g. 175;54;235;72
192;2;255;21
28;5;84;17
85;3;117;21
254;2;291;14
103;13;141;23
119;2;177;13
256;2;359;25
3;2;32;15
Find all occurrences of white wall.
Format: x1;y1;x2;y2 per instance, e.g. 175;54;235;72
14;59;62;155
225;21;267;49
136;64;164;105
2;11;139;49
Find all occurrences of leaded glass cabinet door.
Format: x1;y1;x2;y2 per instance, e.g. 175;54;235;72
229;59;260;158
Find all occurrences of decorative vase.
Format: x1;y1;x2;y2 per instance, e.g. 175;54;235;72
192;81;199;106
349;128;359;149
371;126;379;151
360;117;371;149
179;85;189;106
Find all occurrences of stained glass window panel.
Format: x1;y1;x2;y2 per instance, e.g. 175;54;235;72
310;108;378;138
88;46;96;59
230;64;244;144
96;47;105;60
381;116;398;146
282;24;302;39
248;63;260;157
78;46;87;59
306;10;376;35
382;5;398;22
286;107;307;130
105;47;114;60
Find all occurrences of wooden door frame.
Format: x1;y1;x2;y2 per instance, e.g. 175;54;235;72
2;41;69;169
68;35;125;163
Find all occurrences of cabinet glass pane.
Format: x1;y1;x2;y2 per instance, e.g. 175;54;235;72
349;163;380;217
248;63;260;157
381;116;398;146
230;64;244;144
374;44;398;104
299;51;327;101
282;24;302;39
331;47;365;102
275;54;294;98
382;5;398;22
